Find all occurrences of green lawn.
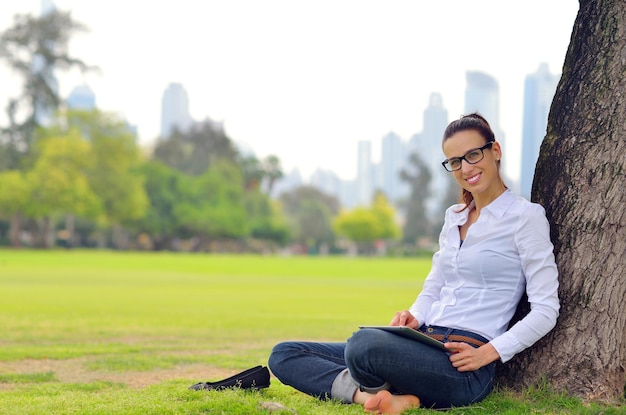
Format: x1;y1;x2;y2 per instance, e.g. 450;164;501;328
0;250;621;414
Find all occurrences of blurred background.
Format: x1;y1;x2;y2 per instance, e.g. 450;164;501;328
0;1;578;254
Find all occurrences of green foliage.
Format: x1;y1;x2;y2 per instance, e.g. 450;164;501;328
153;120;238;176
240;154;265;191
135;160;251;246
0;170;29;217
0;10;92;165
131;161;182;247
245;191;290;244
334;207;381;242
262;154;284;194
183;159;248;238
279;186;339;248
24;131;101;220
334;191;401;247
371;191;402;240
66;110;148;227
239;154;284;193
147;120;286;247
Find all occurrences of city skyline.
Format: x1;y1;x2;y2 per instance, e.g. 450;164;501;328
0;1;579;182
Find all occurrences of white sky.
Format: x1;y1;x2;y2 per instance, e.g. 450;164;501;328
0;1;579;181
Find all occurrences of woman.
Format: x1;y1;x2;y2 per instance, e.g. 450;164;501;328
268;113;559;414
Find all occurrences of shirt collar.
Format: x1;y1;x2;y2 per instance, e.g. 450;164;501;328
449;189;515;224
480;189;516;219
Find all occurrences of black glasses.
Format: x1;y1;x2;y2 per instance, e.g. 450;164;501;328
441;142;494;172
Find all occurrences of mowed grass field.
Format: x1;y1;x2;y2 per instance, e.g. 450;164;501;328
0;250;621;415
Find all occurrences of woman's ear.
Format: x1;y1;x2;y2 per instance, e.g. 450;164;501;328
492;141;502;160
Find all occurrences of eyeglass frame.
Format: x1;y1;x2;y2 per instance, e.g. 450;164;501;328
441;141;495;172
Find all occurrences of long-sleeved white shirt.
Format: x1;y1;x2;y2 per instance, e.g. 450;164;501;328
409;190;559;363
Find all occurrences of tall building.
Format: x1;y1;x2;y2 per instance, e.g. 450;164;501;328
520;63;560;198
464;71;512;187
356;140;373;206
421;92;449;217
66;84;96;110
464;71;504;141
160;82;193;138
271;168;303;198
310;168;342;198
464;71;499;123
380;131;406;202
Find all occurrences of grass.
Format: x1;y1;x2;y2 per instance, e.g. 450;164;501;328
0;249;622;414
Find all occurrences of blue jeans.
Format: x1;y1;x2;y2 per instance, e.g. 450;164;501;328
268;325;496;409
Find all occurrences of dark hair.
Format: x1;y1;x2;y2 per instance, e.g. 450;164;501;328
442;113;502;210
443;112;495;143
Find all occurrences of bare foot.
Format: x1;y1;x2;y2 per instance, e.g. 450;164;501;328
364;390;420;414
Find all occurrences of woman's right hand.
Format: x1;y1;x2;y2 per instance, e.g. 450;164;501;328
389;310;419;328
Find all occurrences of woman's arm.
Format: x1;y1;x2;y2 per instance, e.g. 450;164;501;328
490;204;560;363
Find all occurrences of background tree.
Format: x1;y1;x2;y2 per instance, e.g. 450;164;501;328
133;159;251;250
24;131;101;247
153;120;238;176
0;170;30;247
131;161;183;250
334;191;401;254
400;152;433;244
189;159;248;240
0;10;92;167
64;110;148;248
497;0;626;402
262;154;284;195
239;155;264;191
244;190;290;246
279;186;339;252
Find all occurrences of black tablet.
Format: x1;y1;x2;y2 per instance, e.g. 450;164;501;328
359;326;447;351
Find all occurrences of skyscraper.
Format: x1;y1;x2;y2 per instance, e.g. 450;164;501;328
380;131;406;202
310;168;342;199
464;71;511;187
160;82;193;138
357;140;373;206
520;63;560;198
464;71;504;141
421;92;449;217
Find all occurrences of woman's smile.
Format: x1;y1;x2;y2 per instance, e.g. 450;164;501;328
464;172;482;185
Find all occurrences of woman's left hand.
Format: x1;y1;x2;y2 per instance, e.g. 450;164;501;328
445;342;500;372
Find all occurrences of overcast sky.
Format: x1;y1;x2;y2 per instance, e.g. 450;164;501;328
0;1;579;181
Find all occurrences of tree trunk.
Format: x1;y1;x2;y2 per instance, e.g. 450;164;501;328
9;213;21;248
65;214;75;248
496;0;626;402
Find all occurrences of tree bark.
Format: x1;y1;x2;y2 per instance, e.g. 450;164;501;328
496;0;626;402
9;213;21;248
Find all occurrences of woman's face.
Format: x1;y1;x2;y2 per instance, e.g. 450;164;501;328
442;129;502;198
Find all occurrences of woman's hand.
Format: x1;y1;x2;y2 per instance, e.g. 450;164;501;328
389;310;419;328
446;342;500;372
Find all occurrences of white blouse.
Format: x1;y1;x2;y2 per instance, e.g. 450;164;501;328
409;190;560;363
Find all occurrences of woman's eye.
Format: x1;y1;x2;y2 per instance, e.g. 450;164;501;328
466;151;481;161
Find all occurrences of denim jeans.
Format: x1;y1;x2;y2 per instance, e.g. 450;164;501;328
268;325;496;409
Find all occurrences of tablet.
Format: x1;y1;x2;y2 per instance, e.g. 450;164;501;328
359;326;447;352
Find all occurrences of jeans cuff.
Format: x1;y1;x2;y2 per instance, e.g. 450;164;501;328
359;381;391;394
331;368;359;403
